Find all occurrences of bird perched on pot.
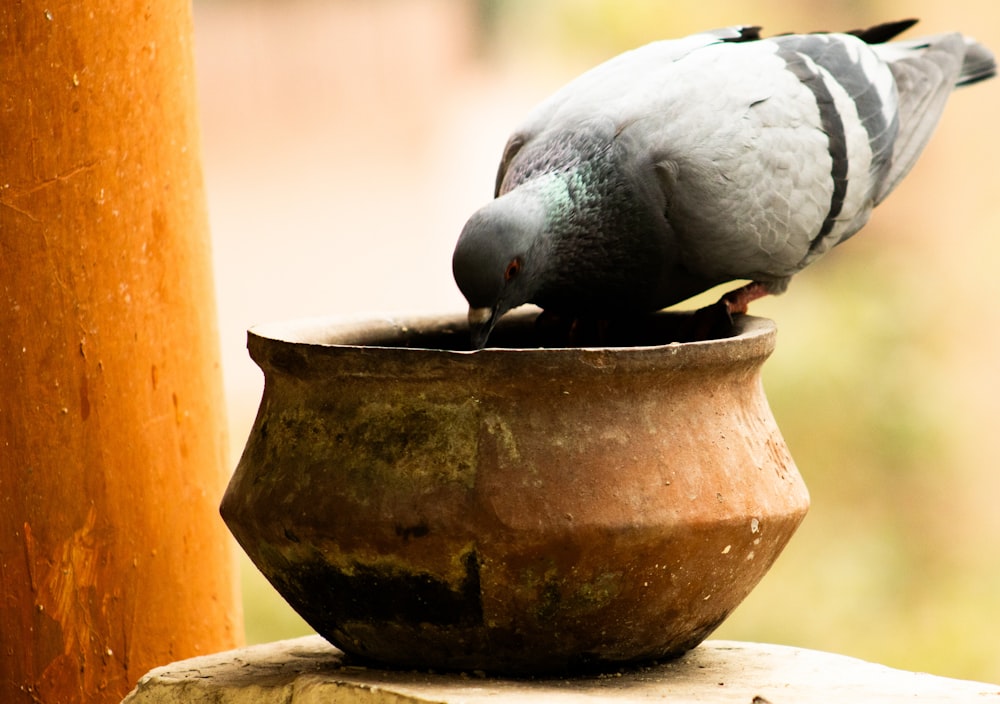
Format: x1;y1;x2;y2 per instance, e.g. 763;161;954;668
452;20;995;348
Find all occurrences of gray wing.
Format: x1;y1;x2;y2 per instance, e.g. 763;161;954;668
639;26;991;282
633;32;903;282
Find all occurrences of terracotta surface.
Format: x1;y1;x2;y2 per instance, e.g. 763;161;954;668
221;311;809;674
0;3;242;702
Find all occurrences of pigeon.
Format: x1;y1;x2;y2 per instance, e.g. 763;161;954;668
452;20;995;348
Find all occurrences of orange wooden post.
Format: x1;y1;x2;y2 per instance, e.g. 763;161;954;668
0;2;243;702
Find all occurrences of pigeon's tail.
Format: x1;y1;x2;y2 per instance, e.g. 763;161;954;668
955;37;997;87
848;20;995;87
869;31;995;204
872;31;996;88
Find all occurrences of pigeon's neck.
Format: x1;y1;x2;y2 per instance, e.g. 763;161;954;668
509;138;672;313
517;141;630;236
518;172;577;225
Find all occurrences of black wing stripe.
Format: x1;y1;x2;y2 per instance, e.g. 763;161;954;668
775;45;849;249
847;19;919;45
718;26;763;43
777;36;896;193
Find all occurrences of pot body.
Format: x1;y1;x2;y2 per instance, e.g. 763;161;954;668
221;311;808;674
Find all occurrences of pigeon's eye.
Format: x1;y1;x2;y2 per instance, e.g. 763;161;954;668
504;257;523;282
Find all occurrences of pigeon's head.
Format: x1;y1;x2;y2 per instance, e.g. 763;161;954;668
452;194;550;348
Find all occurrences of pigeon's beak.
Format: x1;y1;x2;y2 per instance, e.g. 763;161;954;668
468;306;498;350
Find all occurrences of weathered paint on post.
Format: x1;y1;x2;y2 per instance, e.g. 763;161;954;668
0;2;243;702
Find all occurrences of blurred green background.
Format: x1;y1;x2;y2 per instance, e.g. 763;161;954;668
194;0;1000;683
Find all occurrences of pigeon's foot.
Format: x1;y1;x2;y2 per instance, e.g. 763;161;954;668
685;301;736;342
720;281;773;315
682;280;777;341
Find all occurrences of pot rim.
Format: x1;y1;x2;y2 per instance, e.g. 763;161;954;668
246;308;776;360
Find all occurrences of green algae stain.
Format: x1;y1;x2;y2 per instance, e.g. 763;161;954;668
254;391;482;506
326;394;481;503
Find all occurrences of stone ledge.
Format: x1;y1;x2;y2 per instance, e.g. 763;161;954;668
122;635;1000;703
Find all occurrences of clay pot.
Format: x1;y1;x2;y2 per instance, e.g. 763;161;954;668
220;310;808;674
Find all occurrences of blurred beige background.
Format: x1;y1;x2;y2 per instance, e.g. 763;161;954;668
192;0;1000;682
